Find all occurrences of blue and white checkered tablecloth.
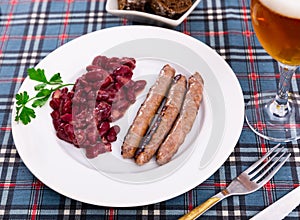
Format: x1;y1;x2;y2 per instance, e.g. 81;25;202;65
0;0;300;219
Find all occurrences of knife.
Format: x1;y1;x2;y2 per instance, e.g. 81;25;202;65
250;186;300;220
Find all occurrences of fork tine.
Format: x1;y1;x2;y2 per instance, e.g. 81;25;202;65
253;149;287;182
244;143;281;174
255;152;291;185
248;145;284;178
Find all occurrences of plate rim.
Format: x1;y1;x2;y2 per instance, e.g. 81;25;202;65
11;26;244;207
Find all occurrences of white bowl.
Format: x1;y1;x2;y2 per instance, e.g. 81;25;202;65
106;0;202;27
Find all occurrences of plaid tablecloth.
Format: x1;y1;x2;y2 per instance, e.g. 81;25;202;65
1;0;300;219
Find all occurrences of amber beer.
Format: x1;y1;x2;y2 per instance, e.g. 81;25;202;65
251;0;300;66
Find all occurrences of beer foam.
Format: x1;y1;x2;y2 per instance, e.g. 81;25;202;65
260;0;300;19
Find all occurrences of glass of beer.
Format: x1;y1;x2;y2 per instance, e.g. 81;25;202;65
245;0;300;141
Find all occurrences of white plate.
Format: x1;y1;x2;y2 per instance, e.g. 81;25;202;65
12;26;244;207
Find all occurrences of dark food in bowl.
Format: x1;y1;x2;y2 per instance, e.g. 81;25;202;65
118;0;193;19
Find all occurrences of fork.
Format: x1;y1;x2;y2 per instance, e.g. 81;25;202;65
179;144;291;220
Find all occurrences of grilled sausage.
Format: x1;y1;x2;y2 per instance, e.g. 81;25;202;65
121;64;175;158
156;72;204;165
135;74;187;165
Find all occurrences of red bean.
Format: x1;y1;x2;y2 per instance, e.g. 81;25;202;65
117;100;130;111
97;90;109;101
92;55;109;68
110;109;124;122
98;121;110;137
87;90;96;100
50;99;60;110
115;88;126;102
94;101;111;121
52;119;61;130
63;124;75;141
111;125;121;134
59;95;69;107
61;87;68;95
72;89;85;104
106;127;117;142
126;89;136;103
74;129;86;145
50;110;60;120
49;56;146;159
124;80;135;89
86;125;99;144
116;75;131;86
62;100;72;114
86;65;100;72
83;85;92;94
114;82;123;91
106;125;120;142
106;62;120;71
120;58;136;69
134;80;147;92
100;75;113;89
85;145;100;159
77;77;89;88
91;82;102;90
85;70;104;81
114;65;133;78
85;142;111;159
60;113;72;122
67;91;74;99
101;136;109;144
56;125;72;143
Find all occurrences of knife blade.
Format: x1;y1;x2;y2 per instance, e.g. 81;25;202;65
250;186;300;220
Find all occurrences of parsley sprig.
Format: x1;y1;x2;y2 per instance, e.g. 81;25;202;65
15;68;74;125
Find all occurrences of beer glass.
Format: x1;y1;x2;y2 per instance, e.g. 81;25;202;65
245;0;300;141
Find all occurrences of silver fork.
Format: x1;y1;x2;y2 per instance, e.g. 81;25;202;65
179;144;291;220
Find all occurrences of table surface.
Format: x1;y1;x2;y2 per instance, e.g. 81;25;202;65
1;0;300;219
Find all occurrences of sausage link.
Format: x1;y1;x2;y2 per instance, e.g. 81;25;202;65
135;74;187;165
121;64;175;158
156;72;204;165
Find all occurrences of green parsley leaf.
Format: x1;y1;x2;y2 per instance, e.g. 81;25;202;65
16;91;30;105
49;73;63;84
31;89;52;108
28;68;48;83
15;106;22;122
34;83;47;91
35;88;52;98
32;95;51;108
19;106;36;125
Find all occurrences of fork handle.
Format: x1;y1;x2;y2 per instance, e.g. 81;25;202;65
179;190;229;220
